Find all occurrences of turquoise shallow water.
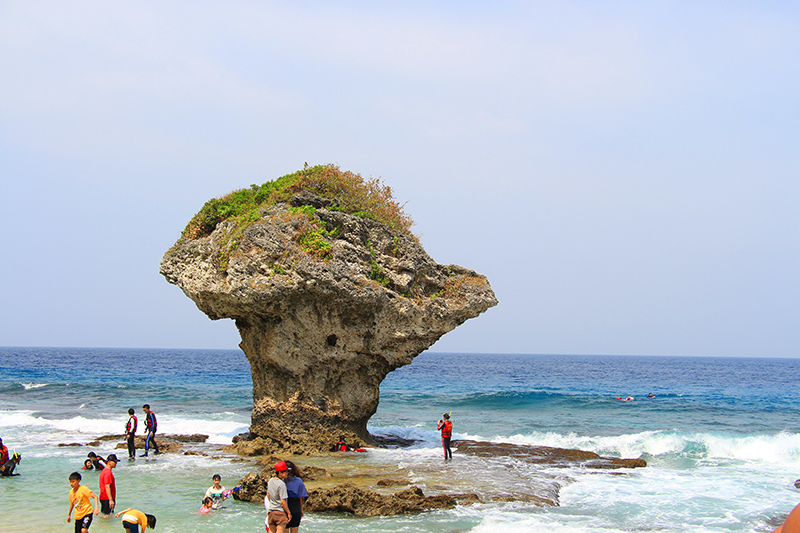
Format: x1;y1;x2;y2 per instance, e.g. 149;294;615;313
1;348;800;532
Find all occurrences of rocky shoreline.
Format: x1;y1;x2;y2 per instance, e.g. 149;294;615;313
72;433;645;516
232;438;645;514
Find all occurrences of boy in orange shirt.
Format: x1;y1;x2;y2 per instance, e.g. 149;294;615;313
67;472;99;533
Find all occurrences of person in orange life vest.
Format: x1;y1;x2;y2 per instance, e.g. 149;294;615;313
125;408;137;460
0;438;8;464
437;413;453;460
141;404;159;456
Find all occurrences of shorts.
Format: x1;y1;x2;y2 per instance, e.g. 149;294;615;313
287;498;302;527
100;499;114;515
74;513;93;533
267;510;289;527
122;521;140;533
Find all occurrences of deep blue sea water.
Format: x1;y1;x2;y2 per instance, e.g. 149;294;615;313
1;347;799;532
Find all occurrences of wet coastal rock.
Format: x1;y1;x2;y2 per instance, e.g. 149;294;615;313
234;464;330;502
161;190;497;454
304;485;457;516
453;440;647;469
92;433;210;454
234;469;456;516
230;437;645;515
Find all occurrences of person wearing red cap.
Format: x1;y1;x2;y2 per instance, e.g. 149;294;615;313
265;461;292;533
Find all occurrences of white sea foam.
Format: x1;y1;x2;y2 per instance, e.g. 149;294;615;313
155;414;248;444
20;382;48;390
0;409;249;448
470;429;800;467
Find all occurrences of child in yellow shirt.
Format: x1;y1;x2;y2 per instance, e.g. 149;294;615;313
67;472;99;533
115;508;157;532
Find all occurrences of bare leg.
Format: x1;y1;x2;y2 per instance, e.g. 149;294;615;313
774;502;800;533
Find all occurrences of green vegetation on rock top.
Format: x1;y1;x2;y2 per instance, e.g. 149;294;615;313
181;164;414;241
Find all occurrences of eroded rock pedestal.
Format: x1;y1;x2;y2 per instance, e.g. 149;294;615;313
161;195;497;454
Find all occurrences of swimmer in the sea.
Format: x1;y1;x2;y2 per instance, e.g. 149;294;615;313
199;497;213;513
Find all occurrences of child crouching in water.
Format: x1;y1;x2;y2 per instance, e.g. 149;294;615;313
114;508;156;532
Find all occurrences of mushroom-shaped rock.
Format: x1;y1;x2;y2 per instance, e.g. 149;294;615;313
160;166;497;453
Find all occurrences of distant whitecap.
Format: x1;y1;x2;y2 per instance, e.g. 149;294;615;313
21;382;48;390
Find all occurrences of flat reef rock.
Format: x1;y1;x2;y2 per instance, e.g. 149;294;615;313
62;434;215;455
234;466;456;516
304;485;457;516
161;190;497;454
229;439;646;515
453;440;647;469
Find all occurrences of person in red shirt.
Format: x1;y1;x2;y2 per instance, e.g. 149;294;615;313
98;454;118;515
437;413;453;460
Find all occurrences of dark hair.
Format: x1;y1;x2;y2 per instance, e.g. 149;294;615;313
212;474;221;481
284;460;303;479
69;472;81;481
146;514;157;529
143;404;150;409
128;408;135;415
87;452;97;458
202;496;213;506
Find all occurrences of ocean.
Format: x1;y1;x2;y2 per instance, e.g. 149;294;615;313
1;347;799;532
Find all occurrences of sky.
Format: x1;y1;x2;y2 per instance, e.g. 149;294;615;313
0;1;798;357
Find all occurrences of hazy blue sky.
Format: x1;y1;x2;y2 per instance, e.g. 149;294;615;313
1;1;798;357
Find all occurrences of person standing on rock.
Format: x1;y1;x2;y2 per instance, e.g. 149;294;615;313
265;461;292;533
437;413;453;460
125;408;137;460
141;404;159;456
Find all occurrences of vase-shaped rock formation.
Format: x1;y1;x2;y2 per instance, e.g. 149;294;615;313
161;183;497;454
